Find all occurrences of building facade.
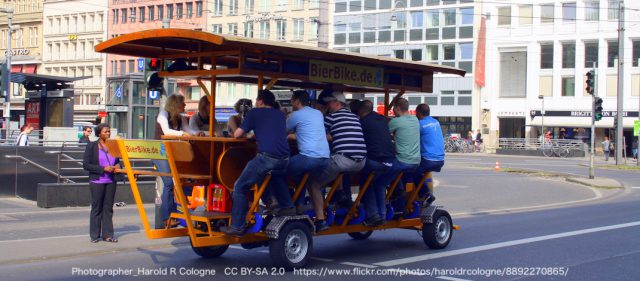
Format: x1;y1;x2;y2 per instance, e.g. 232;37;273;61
476;0;640;153
0;0;44;121
42;0;108;122
333;0;475;136
106;0;207;138
206;0;324;106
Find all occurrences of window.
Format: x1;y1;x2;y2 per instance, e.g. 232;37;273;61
176;3;183;19
186;2;193;18
541;3;554;23
562;42;575;69
244;22;254;38
426;45;438;61
365;0;376;10
139;7;145;22
310;18;319;40
158;5;164;20
149;6;155;21
167;4;173;19
229;0;238;15
444;9;456;26
196;2;203;17
459;42;473;73
245;0;255;13
276;0;287;11
561;77;575;96
411;12;423;28
310;0;319;9
458;91;471;105
350;0;363;12
408;96;421;105
426;0;438;5
562;2;576;22
519;5;532;25
540;43;553;69
394;50;405;59
461;8;473;25
410;49;422;61
584;1;599;21
29;27;37;47
113;9;118;24
121;8;127;23
441;91;455;106
228;23;238;35
128;60;135;73
259;0;269;12
129;8;136;23
260;21;270;39
379;0;391;9
609;0;621;20
294;0;304;9
443;44;455;61
499;52;527;97
293;19;304;41
426;10;439;27
498;7;511;26
213;0;222;16
608;41;618;67
212;24;222;34
425;96;438;105
633;40;640;67
585;42;598;68
276;20;286;41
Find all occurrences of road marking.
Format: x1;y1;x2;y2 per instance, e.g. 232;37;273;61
311;257;334;262
340;262;378;268
230;245;335;262
0;230;142;243
374;220;640;267
436;276;473;281
632;187;640;189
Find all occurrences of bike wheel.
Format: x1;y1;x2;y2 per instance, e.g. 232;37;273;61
542;146;553;157
558;147;570;158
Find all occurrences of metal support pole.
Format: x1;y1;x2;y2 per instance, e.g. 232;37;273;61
541;97;545;140
615;2;625;164
3;10;13;124
589;62;596;179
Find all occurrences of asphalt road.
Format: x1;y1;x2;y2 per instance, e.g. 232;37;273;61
0;156;638;281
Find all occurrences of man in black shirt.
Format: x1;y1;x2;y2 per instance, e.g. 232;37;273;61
357;100;395;226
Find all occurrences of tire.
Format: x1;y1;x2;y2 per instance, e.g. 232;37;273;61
558;147;570;158
191;243;229;258
348;231;373;240
542;146;553;157
422;210;453;249
269;221;313;271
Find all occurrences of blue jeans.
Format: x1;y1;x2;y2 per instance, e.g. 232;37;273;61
360;159;393;219
269;154;329;206
231;153;290;228
154;159;193;223
411;159;444;198
379;158;418;208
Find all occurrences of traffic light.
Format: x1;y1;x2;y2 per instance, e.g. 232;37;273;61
585;70;595;95
594;97;603;121
0;63;6;98
144;58;163;91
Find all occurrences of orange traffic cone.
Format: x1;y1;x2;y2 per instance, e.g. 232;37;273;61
495;161;500;171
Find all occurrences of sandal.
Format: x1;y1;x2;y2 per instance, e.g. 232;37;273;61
91;239;100;243
165;219;180;229
103;237;118;243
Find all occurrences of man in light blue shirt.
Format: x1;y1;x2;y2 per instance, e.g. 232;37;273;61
410;103;445;206
269;90;330;216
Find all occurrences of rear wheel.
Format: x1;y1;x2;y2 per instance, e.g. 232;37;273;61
422;210;452;249
191;238;229;258
348;231;373;240
269;221;313;271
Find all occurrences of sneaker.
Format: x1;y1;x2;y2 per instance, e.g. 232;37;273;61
363;215;382;227
314;220;329;232
421;195;436;207
274;207;296;217
220;225;247;237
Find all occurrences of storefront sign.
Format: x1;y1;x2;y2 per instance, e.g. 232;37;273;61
498;111;525;117
123;140;167;160
25;101;40;129
530;110;640;119
245;13;284;22
214;107;235;123
635;120;640;136
5;49;30;56
106;105;128;112
309;59;383;88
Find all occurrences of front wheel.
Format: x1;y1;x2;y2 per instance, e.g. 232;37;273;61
348;231;373;240
269;221;313;271
422;210;453;249
191;243;229;258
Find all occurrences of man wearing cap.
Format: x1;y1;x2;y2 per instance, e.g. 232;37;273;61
379;97;421;209
307;89;367;231
221;90;296;236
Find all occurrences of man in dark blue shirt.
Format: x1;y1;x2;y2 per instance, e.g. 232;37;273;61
357;100;395;226
221;90;295;236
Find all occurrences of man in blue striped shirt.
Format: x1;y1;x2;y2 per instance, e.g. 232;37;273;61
307;90;366;231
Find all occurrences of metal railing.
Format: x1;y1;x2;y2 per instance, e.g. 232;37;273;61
499;138;587;151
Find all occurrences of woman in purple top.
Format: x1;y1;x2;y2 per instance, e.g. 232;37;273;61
83;124;121;243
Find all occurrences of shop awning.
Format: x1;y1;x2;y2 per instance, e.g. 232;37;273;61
529;116;636;128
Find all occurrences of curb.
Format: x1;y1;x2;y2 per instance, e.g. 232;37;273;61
565;177;624;189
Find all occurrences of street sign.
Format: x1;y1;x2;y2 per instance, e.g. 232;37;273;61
635;120;640;136
137;58;145;71
148;90;159;100
115;85;122;98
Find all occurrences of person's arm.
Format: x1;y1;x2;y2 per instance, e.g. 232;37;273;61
156;110;185;136
181;115;201;136
235;110;254;139
233;128;245;138
82;143;105;174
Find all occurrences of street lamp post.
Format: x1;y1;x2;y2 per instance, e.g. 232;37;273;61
539;95;545;141
1;8;15;125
